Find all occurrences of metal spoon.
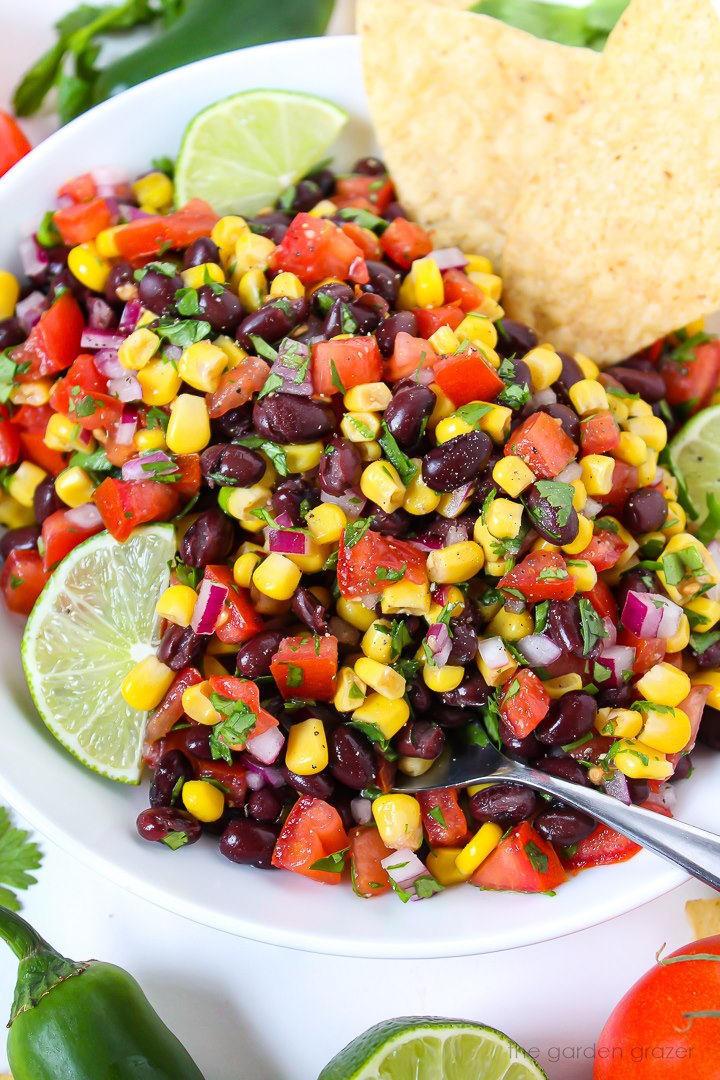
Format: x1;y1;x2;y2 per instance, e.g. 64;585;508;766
392;739;720;890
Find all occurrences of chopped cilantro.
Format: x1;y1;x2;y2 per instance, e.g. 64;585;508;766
309;847;349;874
661;546;704;586
336;207;388;233
235;437;288;477
378;421;418;486
249;334;279;362
153;316;211;347
36;210;61;248
208;694;257;762
455;402;494;426
532;480;575;527
578;597;608;656
161;831;189;851
524;839;548;875
343;516;373;548
413;875;445;899
134;261;178;281
330;359;346;395
285;664;304;689
534;600;550;633
690;629;720;655
174;287;199;316
257;372;285;400
376;564;406;583
697;493;720;547
428;806;447;829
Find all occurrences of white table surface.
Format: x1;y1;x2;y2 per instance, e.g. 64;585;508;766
0;4;716;1078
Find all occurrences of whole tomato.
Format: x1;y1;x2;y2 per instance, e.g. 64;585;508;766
594;936;720;1078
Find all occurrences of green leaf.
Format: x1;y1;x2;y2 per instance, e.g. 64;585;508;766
13;40;67;116
534;600;550;634
336;207;388;234
145;406;170;434
153;316;211;348
36;211;62;249
208;694;257;762
378;421;418;487
257;372;285;401
330;359;346;395
57;71;94;125
523;839;548;875
310;847;349;874
343;516;373;549
532;480;575;528
249;334;279;362
162;830;189;851
666;330;713;367
174;287;200;316
0;806;42;910
285;663;304;689
470;0;630;50
428;806;447;830
698;493;720;547
661;546;704;587
376;564;406;584
690;629;720;656
235;436;288;477
578;597;608;656
455;402;494;426
413;875;445;899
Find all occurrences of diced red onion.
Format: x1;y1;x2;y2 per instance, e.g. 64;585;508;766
245;725;285;766
584;497;603;519
15;291;46;333
477;636;511;670
603;771;632;805
78;427;94;447
274;511;293;528
108;373;142;402
441;483;473;519
432;584;457;607
504;596;526;615
415;365;435;386
556;461;583;484
81;327;126;351
621;591;682;640
93;349;124;379
708;540;720;574
328;615;360;647
244;770;265;792
241;752;285;786
19;237;48;278
529;387;557;409
444;522;471;547
121;450;177;482
595;644;635;687
191;578;228;636
431;247;468;271
87;297;117;330
360;593;381;610
163;344;182;364
516;634;562;667
102;197;121;224
65;504;103;529
351;797;373;826
117;203;153;222
268;338;313;397
118;299;142;335
320;487;366;520
91;165;129;189
602;617;617;647
268;529;310;556
115;404;139;446
425;622;452;668
408;535;444;552
380;848;429;901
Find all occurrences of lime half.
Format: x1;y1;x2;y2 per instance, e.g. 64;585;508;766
174;89;348;216
668;403;720;525
318;1017;547;1080
21;525;176;784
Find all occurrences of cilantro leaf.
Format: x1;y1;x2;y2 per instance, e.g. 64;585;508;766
376;564;406;584
698;493;720;547
153;316;211;348
455;402;494;426
235;437;288;477
378;421;418;486
428;806;447;829
578;597;608;656
0;806;42;911
690;629;720;656
524;839;548;875
413;875;445;899
343;516;373;549
336;207;388;234
174;286;200;316
162;831;189;851
208;694;258;762
330;359;346;395
249;334;278;362
531;481;575;528
310;847;349;874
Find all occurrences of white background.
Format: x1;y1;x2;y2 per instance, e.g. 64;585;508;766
0;3;717;1078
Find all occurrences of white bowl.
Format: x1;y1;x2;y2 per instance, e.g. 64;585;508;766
0;35;713;957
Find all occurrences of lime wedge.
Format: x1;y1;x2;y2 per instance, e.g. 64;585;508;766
21;525;176;784
668;403;720;525
318;1017;547;1080
174;89;348;216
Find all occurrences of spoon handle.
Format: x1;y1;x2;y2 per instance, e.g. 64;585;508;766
504;760;720;891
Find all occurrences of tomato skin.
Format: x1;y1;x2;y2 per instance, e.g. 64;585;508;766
506;411;578;479
380;218;433;269
0;549;48;615
349;825;391;897
417;789;469;846
195;758;247;808
50;353;123;430
13;292;84;379
581;410;620;455
269;213;368;284
206;357;269;418
339;221;383;261
337;529;428;599
207;675;278;739
144;666;203;746
499;551;576;603
41;508;103;572
272;796;349;884
433;344;505;407
580;527;628;571
93;477;180;542
173;454;202;501
113;199;218;261
412;304;465;339
334;175;395;213
203;565;264;644
53;197;113;245
312;336;383;396
586;579;618;625
471;821;567;893
58;173;96;203
618;628;666;674
18;430;66;476
602;460;638;512
562;822;639;872
270;634;338;701
499;668;550;739
660;340;720;414
384;333;435;382
0;412;20;466
441;269;485;312
0;111;31;178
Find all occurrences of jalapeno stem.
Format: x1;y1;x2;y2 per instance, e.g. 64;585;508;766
0;906;87;1024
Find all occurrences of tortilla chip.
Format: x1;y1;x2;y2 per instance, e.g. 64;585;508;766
502;0;720;363
357;0;597;266
686;898;720;940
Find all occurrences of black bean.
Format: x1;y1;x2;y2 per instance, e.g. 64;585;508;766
0;525;40;563
699;706;720;750
348;298;383;335
311;282;355;315
433;704;469;728
236;630;286;680
394;720;444;759
368;505;411;537
447;621;478;665
406;676;433;715
288;178;323;213
498;719;542;758
534;804;596;847
543;403;581;445
353;156;387;176
282;766;335;800
200;444;265;487
469;784;539;825
537;755;589;786
136;807;201;845
364;260;401;305
183;237;220;269
696;641;720;671
614;567;660;618
247;787;286;823
524;483;579;545
441;672;491;709
597;683;636;710
306;168;335;196
556;352;585;395
196;284;243;335
49;268;88;305
137;268;183;315
628;779;651;804
104;263;135;307
210;404;254;442
496;319;538;358
426;514;475;544
375;311;418;358
328;726;377;790
383;201;408;222
534;691;598;746
385;383;436;448
622;487;668;534
180;508;235;568
237;298;308;350
546;598;586;656
149;750;193;807
611;366;666;403
184;724;214;760
220;819;279;869
158;624;206;671
291;586;328;635
318;436;363;495
271;477;320;525
671;754;693;782
254;393;334;444
0;317;22;352
422;430;492;492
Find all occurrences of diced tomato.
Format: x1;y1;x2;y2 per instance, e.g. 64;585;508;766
58;173;96;203
93;477;180;542
144;667;203;746
660;340;720;414
203;565;264;644
505;412;578;479
338;220;383;261
618;628;666;674
334;175;395;213
380;218;433;269
194;758;247;808
104;424;137;468
41;508;103;572
601;460;638;512
499;668;550;739
561;822;639;872
384;333;435;382
471;821;567;893
337;529;428;599
0;549;47;615
272;796;349;885
668;685;710;770
207;675;278;740
13;292;84;379
113;199;218;261
0;408;20;466
417;789;468;847
579;526;628;571
441;268;485;313
53;198;113;246
349;825;391;897
581;411;620;455
499;551;576;603
9;403;54;430
269;213;368;285
173;454;202;501
0;111;31;179
312;336;383;396
375;753;397;794
50;353;123;430
206;357;270;418
412;304;464;339
433;344;505;407
270;634;338;701
585;579;618;625
18;430;66;476
332;196;375;213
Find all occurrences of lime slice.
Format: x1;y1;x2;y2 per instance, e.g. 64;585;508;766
318;1017;547;1080
174;89;348;216
668;403;720;525
21;525;176;784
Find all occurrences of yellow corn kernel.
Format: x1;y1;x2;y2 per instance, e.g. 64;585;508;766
626;397;654;418
334;666;367;713
237;268;268;312
614;431;647;467
423;662;464;692
465;253;493;274
662;499;686;535
361;620;393;663
561;515;594;556
354;657;406;701
581;454;615;497
0;270;19;320
608;394;630;423
455;822;504;877
343;381;390;412
178;340;227;393
486;498;523;540
692;670;720;710
523;347;563;391
477;404;512;444
67;243;111;292
132;171;173;211
0;494;34;529
571;479;587;512
427;382;456;430
352;693;409;740
542;673;583;699
427;541;484;584
269;271;304;300
569;379;609;417
685;317;705;336
306;503;346;545
532;536;560;554
252;552;302;601
136;307;157;328
426;587;465;625
595;707;643;740
134;428;166;454
181;778;224;823
381;579;431;617
658;534;720;603
360;460;405;514
121;655;174;711
119;328;160;371
181;681;221;726
640;705;691;755
487;608;534;641
137;359;183;407
341;411;382;443
476;647;517;689
625;415;668;453
156;584;197;628
637;448;659;488
9;377;53;407
166;394;211;454
285;718;328;776
566;558;597;592
636;662;692;708
476;296;505;322
396;273;418;310
473;518;500;563
492;457;535;500
233;551;262;588
44;413;94;454
53;466;94;509
308;199;338;218
233;231;276;276
455;313;498;350
211;215;248;257
440;489;474;518
426;847;469;887
665;613;690;655
409;256;444;309
283;441;324;473
398;758;436;777
201;654;230;678
337;597;377;631
7;461;47;507
180;265;224;295
356;440;381;462
285;538;330;575
469;271;503;301
214;335;249;369
404;464;441;516
435;415;473;444
685;596;720;633
94;225;123;258
575;353;599;379
612;739;673;780
372;793;423;851
428;325;460;355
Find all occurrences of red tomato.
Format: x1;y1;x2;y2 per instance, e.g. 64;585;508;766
113;199;218;261
499;668;550;739
349;825;391;897
58;173;96;203
471;821;567;893
561;822;639;871
580;526;628;571
669;684;710;770
581;410;620;455
41;508;103;572
433;345;505;406
660;340;720;414
270;634;338;701
272;797;349;884
144;667;203;746
417;789;468;847
618;628;666;674
18;430;66;476
50;353;123;430
207;675;278;740
586;579;618;625
93;477;180;542
594;935;720;1080
206;357;269;418
601;460;638;512
384;333;435;382
0;411;20;466
380;218;433;269
0;111;31;178
173;454;202;501
13;292;84;379
0;549;47;615
9;403;54;430
53;198;113;246
334;175;394;212
203;565;264;645
339;221;383;261
412;304;465;339
506;412;578;479
441;269;485;312
269;213;368;284
337;529;428;599
499;551;576;603
312;336;383;396
194;759;247;808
